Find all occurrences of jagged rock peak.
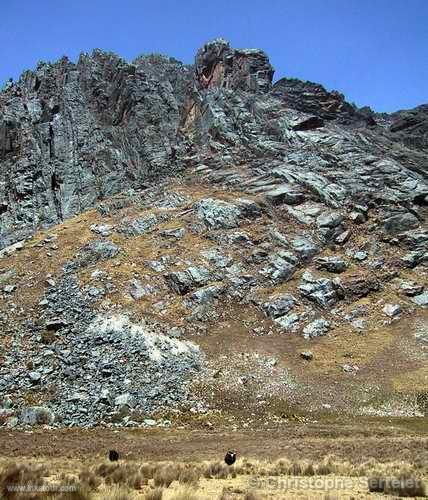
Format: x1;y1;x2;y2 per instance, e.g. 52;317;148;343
194;38;274;93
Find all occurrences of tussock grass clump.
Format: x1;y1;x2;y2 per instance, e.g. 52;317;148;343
0;462;48;499
106;467;129;486
140;463;156;480
368;476;386;493
203;461;229;479
217;487;230;500
128;472;148;490
153;465;180;488
55;483;94;500
368;476;426;497
101;484;136;500
240;460;256;475
78;470;101;490
244;491;263;500
94;462;142;489
178;466;200;486
169;485;200;500
269;459;291;476
95;463;120;478
144;487;164;500
289;462;302;476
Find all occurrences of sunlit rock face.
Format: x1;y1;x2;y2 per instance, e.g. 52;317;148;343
1;39;428;250
194;38;274;93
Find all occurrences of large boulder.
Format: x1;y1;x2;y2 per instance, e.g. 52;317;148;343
264;185;304;206
76;240;120;267
260;254;296;284
299;271;340;307
384;212;419;234
20;406;54;426
262;294;296;319
194;198;260;230
303;318;331;339
118;214;159;236
315;256;348;273
165;266;212;295
412;292;428;306
194;198;242;229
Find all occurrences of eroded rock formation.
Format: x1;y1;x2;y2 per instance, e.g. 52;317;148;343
1;38;427;249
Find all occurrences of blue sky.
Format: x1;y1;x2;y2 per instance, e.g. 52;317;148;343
1;0;427;112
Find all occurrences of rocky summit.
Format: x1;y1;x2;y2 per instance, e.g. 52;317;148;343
0;39;427;428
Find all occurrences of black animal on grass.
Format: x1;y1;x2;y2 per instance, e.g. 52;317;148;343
108;450;119;462
224;450;237;466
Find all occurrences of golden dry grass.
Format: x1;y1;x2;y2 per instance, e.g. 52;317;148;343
0;455;426;499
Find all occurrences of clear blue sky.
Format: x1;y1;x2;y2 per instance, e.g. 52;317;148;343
1;0;427;112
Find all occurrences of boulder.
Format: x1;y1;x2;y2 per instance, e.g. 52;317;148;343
114;393;135;408
412;292;428;306
383;304;402;317
160;227;185;239
190;285;224;304
201;249;232;268
118;214;158;236
303;318;331;339
165;266;212;295
194;197;261;230
349;211;366;224
315;256;348;273
354;251;368;261
299;271;340;308
340;275;380;299
260;254;296;283
264;185;304;206
77;240;120;266
399;281;424;297
129;279;146;300
0;241;25;258
384;213;419;234
342;364;359;373
236;198;262;219
20;406;54;426
28;371;42;384
401;251;427;268
90;224;112;237
316;212;344;228
194;198;241;229
290;236;319;260
335;230;351;245
275;313;300;331
262;294;296;318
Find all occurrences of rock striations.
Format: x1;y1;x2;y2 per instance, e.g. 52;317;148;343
1;38;427;248
0;39;427;427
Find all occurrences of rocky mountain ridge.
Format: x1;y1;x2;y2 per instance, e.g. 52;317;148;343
0;39;427;428
1;38;427;249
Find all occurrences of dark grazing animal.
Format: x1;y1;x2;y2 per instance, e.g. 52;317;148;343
224;450;237;466
108;450;119;462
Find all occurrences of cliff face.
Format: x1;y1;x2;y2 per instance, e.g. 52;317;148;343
0;38;427;250
1;40;428;427
0;51;192;247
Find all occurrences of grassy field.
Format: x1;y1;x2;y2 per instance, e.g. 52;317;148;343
0;419;427;499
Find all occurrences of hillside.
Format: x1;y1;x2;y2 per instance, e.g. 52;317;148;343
0;39;427;429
